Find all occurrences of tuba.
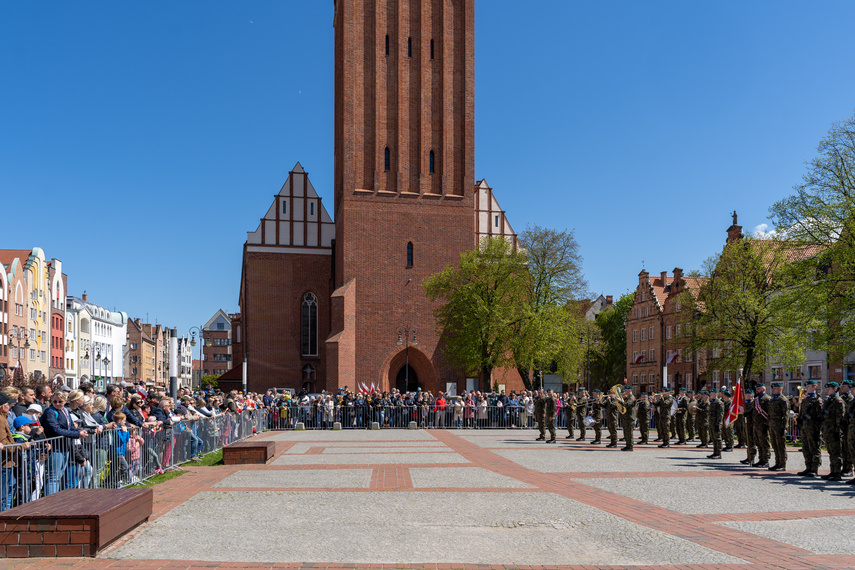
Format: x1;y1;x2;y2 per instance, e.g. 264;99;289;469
609;385;627;415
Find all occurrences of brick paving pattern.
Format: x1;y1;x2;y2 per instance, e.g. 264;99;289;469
0;429;853;569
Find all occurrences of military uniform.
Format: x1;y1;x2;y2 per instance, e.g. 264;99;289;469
797;385;823;476
675;392;688;444
768;383;789;471
653;394;664;441
575;392;588;441
656;391;674;447
695;395;709;447
752;387;772;467
708;390;724;458
535;394;546;440
590;392;603;444
621;391;637;451
636;395;651;444
821;383;845;480
686;392;697;441
839;386;854;476
605;394;620;447
734;407;746;448
565;394;577;439
845;390;855;484
740;393;757;465
721;392;734;451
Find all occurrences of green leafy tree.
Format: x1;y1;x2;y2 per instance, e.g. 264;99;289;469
587;291;633;391
424;236;530;390
770;110;855;359
200;375;219;390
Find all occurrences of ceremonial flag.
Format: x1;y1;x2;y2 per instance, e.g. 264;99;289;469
634;353;644;364
725;375;744;427
666;351;679;364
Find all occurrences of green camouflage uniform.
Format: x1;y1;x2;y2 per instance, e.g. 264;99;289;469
637;398;651;443
798;392;823;474
621;393;637;450
768;392;790;469
821;391;845;477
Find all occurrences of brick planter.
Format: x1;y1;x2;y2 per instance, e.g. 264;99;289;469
222;440;276;465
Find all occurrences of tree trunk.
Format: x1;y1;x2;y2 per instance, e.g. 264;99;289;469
743;347;755;390
482;366;493;393
517;367;534;391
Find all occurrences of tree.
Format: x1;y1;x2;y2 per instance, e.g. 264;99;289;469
424;236;530;390
509;225;589;389
681;236;821;385
770;110;855;359
587;291;633;391
200;375;219;390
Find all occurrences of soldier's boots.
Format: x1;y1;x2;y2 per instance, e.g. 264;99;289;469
752;461;770;468
590;439;601;445
723;446;733;452
620;446;633;452
605;443;617;448
707;453;722;459
535;436;545;441
658;442;670;448
575;436;585;441
768;465;785;471
546;438;556;444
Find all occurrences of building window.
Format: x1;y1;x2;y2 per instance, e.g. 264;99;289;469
429;150;435;173
384;147;390;171
641;292;646;302
675;324;681;337
640;328;646;341
632;330;638;342
632;375;638;384
666;326;672;340
301;293;318;357
649;349;655;362
385;34;390;55
644;307;649;317
282;201;287;215
408;37;412;57
641;374;647;384
808;365;821;379
648;327;654;340
430;39;434;59
406;242;414;267
494;215;499;228
310;202;315;216
217;322;225;330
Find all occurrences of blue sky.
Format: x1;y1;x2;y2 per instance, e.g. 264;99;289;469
2;1;855;339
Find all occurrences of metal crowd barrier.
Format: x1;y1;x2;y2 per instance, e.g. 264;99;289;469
0;409;263;512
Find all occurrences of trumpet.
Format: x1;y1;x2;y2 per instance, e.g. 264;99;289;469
609;384;627;415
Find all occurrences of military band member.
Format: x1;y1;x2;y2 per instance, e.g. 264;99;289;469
752;383;772;468
620;386;637;451
656;388;674;448
675;387;688;444
590;389;603;444
768;382;789;471
575;388;589;441
839;380;853;478
845;381;855;484
605;390;620;447
535;389;547;442
652;391;664;442
797;380;823;477
686;390;698;441
636;392;651;444
821;382;845;480
733;388;747;449
721;389;734;452
695;391;710;447
565;392;577;439
740;387;757;465
708;388;724;459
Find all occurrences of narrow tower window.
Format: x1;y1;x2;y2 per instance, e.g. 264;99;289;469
384;147;390;171
301;293;318;356
429;151;435;173
407;242;414;267
408;37;412;58
385;35;390;56
430;39;434;60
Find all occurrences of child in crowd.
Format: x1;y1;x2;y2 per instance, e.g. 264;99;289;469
113;412;143;484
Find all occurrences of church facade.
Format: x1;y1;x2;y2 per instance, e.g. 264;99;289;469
236;0;519;394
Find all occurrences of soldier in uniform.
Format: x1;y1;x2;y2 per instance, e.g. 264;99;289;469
752;383;772;468
675;387;688;444
767;382;789;471
534;389;547;441
695;391;710;448
839;380;853;478
620;386;637;451
845;381;855;484
686;390;697;441
575;388;588;441
721;389;734;452
652;391;664;442
564;392;577;440
636;392;651;444
733;386;747;449
605;389;620;447
589;389;603;444
740;387;757;465
797;380;823;477
544;390;557;443
707;389;724;459
656;388;674;448
821;382;845;480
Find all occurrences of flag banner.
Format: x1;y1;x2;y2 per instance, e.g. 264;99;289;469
634;353;644;364
725;375;744;426
666;351;679;364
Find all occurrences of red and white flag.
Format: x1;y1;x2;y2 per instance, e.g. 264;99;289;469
666;351;679;364
360;382;369;393
725;375;744;427
634;353;644;364
369;382;377;394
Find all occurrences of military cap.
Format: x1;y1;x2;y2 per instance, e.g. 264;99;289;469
827;382;840;388
640;392;648;396
843;379;854;387
771;382;783;387
687;390;695;394
754;383;766;389
709;388;719;393
662;386;672;392
805;380;818;386
622;385;633;391
592;389;601;393
722;389;731;396
700;390;709;396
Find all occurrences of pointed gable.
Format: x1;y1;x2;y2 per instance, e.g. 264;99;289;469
246;162;335;252
475;179;517;247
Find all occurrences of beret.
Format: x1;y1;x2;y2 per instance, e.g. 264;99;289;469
805;380;818;385
843;380;854;387
754;383;766;389
827;382;839;388
640;392;648;396
771;382;783;387
722;390;732;396
592;389;601;393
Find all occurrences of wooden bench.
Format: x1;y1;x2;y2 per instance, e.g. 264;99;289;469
223;440;276;465
0;488;153;558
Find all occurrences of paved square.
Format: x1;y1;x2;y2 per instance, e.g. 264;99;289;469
266;430;439;441
720;515;855;555
214;468;374;489
272;451;469;465
409;467;536;488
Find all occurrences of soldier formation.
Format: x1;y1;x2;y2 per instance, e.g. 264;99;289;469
531;379;855;484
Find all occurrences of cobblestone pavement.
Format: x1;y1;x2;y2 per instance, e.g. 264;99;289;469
3;429;854;570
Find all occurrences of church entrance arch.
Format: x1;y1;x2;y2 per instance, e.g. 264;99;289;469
384;347;436;394
395;365;419;393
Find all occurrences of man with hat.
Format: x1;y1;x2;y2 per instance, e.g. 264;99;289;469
674;387;688;445
574;387;588;442
564;391;577;440
589;389;603;444
696;390;710;448
839;380;854;478
752;383;772;468
605;388;620;447
845;380;855;484
721;389;735;452
797;379;823;477
740;386;757;465
707;388;724;459
821;381;845;481
620;386;637;451
636;392;651;445
656;387;674;448
686;389;698;442
767;382;789;471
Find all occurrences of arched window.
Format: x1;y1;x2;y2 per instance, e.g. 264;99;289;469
407;242;414;267
301;293;318;356
429;150;435;174
384;147;390;171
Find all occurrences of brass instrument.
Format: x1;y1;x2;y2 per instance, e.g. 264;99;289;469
797;386;806;405
609;384;627;414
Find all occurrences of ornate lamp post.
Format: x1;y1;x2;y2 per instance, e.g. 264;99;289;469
189;326;211;389
396;325;418;392
7;330;30;382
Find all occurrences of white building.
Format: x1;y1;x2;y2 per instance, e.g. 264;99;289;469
67;293;127;389
178;336;193;388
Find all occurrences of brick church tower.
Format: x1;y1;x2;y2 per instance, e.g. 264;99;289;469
328;0;476;392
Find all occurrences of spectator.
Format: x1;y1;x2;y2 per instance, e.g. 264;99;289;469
0;392;28;511
12;387;36;417
35;385;52;408
42;391;89;495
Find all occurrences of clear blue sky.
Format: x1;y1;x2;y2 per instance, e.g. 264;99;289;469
2;1;855;338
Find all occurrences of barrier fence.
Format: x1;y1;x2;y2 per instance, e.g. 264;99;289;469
0;409;263;512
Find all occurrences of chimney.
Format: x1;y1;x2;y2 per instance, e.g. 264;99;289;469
606;295;613;307
82;291;87;302
673;268;683;290
660;271;667;285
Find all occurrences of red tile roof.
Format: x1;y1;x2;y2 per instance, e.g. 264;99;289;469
0;249;31;268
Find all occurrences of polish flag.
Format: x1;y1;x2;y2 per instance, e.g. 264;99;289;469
370;382;377;394
666;351;679;364
360;382;369;393
634;353;644;364
725;375;744;427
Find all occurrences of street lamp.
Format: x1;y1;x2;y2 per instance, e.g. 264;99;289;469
395;325;418;392
103;355;110;385
95;350;102;389
189;326;211;389
7;330;30;382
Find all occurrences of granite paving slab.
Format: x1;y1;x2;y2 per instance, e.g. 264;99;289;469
272;452;469;465
214;469;374;489
284;442;447;454
108;491;746;565
720;515;855;554
266;430;439;441
577;474;855;513
409;467;536;488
